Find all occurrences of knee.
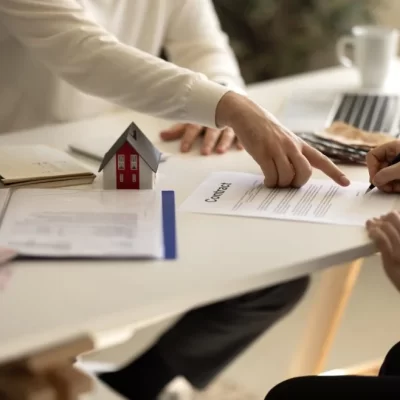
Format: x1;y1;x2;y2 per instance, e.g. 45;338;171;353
380;341;400;375
224;275;310;316
265;377;309;399
272;275;310;312
385;341;400;362
284;275;310;303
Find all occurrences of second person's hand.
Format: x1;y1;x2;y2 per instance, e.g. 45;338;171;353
160;123;243;155
215;92;351;188
366;140;400;193
366;211;400;293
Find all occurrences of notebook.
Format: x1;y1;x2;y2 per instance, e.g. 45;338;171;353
0;145;96;188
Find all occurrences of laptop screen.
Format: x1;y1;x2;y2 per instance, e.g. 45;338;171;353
331;93;399;134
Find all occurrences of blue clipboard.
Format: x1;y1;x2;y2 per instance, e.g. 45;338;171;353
162;191;177;260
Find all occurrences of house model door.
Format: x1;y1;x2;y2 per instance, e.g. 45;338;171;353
115;142;140;189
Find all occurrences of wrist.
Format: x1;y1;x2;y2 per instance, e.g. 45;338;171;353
216;91;266;130
215;91;248;128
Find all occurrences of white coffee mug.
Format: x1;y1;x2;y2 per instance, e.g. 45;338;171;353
336;25;398;89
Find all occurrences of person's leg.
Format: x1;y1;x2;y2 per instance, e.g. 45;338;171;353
265;341;400;400
379;341;400;376
99;276;309;400
265;375;400;400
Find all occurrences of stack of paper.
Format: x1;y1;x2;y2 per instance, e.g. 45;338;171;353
0;188;177;260
297;122;394;165
0;248;16;291
0;145;96;188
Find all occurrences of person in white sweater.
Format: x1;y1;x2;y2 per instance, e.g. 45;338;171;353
0;0;349;188
0;0;245;155
0;1;350;399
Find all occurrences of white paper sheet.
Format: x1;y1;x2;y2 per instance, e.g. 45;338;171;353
180;172;399;226
0;189;164;258
0;190;17;268
0;189;10;217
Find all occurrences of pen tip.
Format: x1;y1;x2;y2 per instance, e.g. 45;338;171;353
365;188;372;194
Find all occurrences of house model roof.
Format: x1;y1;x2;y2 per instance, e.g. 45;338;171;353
98;122;161;173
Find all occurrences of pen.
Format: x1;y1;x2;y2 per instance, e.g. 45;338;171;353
365;152;400;194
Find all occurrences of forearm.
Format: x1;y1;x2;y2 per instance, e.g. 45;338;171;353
167;39;246;92
0;0;229;127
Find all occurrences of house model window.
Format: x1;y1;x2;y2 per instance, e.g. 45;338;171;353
118;155;125;170
98;122;161;190
130;154;138;170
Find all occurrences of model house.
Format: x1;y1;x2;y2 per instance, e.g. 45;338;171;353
98;122;161;190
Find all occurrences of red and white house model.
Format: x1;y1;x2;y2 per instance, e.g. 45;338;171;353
98;122;161;190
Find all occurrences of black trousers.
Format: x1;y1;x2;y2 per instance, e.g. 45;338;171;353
154;276;309;389
265;341;400;399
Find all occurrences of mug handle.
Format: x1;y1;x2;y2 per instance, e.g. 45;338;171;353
336;35;355;68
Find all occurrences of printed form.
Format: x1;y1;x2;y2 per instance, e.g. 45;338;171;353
0;189;16;267
180;172;399;226
0;189;164;258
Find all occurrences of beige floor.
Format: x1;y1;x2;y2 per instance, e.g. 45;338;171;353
84;255;400;399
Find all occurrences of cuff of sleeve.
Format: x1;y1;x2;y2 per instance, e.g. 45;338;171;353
213;79;247;96
184;77;230;128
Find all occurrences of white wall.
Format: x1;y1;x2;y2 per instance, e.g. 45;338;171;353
309;2;400;71
374;1;400;56
376;0;400;31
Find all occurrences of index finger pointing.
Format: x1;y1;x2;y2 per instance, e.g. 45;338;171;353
302;145;350;186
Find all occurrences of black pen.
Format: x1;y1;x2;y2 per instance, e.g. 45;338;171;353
365;152;400;194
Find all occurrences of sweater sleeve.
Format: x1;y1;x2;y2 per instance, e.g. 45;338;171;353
0;0;230;127
164;0;246;95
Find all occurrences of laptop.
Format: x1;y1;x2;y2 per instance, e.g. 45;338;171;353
278;89;400;137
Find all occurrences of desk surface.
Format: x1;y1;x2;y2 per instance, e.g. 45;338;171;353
0;65;396;364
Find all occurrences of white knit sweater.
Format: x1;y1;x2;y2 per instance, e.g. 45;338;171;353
0;0;245;133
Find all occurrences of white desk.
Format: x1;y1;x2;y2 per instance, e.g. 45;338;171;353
0;65;398;389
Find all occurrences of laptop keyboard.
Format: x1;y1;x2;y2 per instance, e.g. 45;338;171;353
332;93;399;134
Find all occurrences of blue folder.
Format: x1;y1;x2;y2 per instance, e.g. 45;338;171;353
17;190;177;261
162;190;177;260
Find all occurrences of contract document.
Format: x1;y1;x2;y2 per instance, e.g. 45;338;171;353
180;172;398;226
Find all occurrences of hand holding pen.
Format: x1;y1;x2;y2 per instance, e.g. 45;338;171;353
366;141;400;193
